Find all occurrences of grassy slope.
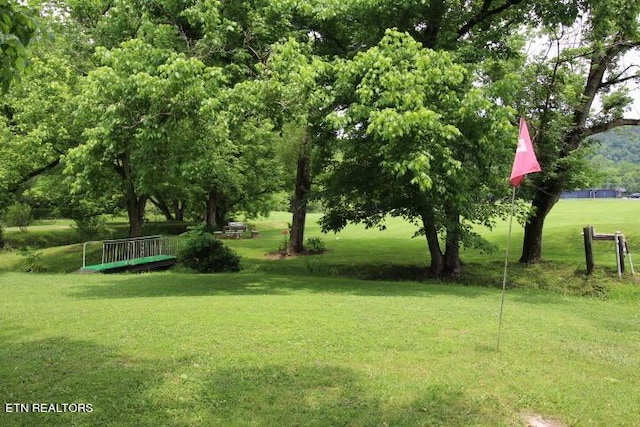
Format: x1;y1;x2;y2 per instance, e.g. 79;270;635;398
3;199;638;277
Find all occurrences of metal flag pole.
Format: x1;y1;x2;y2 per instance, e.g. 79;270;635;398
497;186;517;352
499;116;542;351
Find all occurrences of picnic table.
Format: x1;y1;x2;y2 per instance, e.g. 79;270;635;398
223;222;248;239
214;222;260;239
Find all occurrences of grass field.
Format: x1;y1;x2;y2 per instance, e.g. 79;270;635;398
1;199;639;426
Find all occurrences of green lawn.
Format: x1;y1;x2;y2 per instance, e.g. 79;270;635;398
1;272;639;426
1;199;639;425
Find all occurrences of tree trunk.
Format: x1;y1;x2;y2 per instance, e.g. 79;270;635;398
215;208;226;229
443;210;462;275
126;191;147;238
205;192;218;229
150;197;175;221
421;211;444;276
205;192;228;229
119;153;147;238
519;182;562;263
173;200;185;221
290;134;311;254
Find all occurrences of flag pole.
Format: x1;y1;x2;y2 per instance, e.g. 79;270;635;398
497;185;517;352
499;116;541;352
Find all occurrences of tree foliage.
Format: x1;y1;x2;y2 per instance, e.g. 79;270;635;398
68;39;220;236
508;0;640;262
5;0;640;277
320;30;515;275
0;5;83;213
0;0;37;91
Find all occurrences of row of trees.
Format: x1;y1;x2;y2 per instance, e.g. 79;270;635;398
2;0;640;276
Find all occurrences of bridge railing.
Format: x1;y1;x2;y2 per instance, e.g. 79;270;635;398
82;235;178;268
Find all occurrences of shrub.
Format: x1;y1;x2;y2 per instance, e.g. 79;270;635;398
176;230;241;273
72;216;107;240
0;225;4;249
306;237;326;254
4;203;33;232
20;248;48;273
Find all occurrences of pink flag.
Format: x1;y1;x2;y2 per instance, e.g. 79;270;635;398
510;117;541;186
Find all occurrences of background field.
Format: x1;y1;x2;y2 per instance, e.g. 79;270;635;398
1;199;639;426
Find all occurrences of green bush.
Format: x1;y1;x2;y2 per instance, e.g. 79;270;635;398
176;230;241;273
4;203;33;232
20;248;48;273
72;216;107;240
0;226;4;249
306;237;326;254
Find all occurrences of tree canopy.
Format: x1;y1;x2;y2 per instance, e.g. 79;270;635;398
0;0;37;91
2;0;640;274
320;30;515;275
508;0;640;262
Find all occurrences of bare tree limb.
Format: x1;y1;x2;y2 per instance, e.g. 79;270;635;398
583;118;640;137
600;72;640;89
600;76;640;89
456;0;525;40
7;157;61;193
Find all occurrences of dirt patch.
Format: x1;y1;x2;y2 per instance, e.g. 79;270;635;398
263;250;325;260
264;252;295;260
521;412;565;427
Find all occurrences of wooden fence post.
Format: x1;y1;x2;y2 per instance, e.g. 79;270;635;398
616;232;625;277
583;226;594;275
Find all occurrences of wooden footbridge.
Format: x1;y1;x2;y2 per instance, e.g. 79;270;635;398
78;235;178;274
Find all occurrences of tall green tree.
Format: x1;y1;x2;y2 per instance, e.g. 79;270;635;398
185;79;284;228
320;30;514;276
69;39;219;236
261;39;333;253
511;1;640;263
59;0;302;231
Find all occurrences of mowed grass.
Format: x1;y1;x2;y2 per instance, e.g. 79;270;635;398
1;199;640;426
1;272;640;426
221;199;640;292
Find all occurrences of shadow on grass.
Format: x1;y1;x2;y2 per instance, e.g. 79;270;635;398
253;255;612;297
0;330;169;427
0;327;498;426
188;364;496;426
69;272;494;300
68;259;608;301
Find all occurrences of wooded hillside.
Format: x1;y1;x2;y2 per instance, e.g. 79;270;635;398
589;126;640;192
590;126;640;163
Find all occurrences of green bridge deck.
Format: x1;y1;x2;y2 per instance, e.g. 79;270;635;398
79;255;177;274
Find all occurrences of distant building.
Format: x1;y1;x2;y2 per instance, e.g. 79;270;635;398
560;188;626;199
